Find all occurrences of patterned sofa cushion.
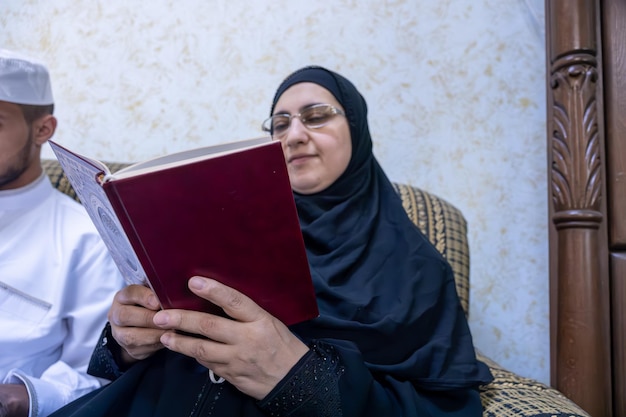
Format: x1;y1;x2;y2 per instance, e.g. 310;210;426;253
392;183;470;316
42;159;131;201
43;159;590;417
477;353;590;416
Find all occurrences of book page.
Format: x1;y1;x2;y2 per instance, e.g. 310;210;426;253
111;136;272;180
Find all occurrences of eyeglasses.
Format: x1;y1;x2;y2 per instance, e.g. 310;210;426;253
262;103;345;140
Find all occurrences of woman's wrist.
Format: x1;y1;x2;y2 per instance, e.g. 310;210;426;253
258;341;344;416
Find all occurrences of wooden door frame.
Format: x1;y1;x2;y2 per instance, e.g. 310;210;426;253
546;0;626;415
545;0;612;415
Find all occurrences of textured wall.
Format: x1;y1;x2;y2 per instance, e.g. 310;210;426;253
1;0;550;384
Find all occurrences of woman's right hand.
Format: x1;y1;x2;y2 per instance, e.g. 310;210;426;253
107;284;165;363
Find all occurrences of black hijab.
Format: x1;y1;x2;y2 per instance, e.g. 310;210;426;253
272;66;492;389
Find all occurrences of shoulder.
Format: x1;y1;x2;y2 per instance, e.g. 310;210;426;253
48;188;104;243
48;189;125;286
49;187;91;219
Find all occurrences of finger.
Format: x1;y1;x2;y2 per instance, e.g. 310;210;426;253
187;276;266;323
153;309;238;344
114;284;161;310
112;327;166;360
160;330;230;366
109;303;162;329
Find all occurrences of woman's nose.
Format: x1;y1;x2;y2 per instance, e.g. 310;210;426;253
283;117;309;146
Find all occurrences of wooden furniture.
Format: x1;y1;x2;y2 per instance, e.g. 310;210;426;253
44;159;590;416
546;0;626;415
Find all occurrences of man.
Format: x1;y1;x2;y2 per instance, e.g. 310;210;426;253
0;49;125;417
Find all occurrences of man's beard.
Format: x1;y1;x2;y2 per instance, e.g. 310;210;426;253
0;129;34;189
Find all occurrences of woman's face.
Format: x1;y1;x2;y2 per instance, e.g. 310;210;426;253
272;82;352;194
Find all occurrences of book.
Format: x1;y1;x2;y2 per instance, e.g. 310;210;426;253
48;137;319;326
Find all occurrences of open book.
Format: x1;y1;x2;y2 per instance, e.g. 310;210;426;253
48;137;319;326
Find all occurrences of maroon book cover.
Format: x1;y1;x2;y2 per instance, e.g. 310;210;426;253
49;138;319;326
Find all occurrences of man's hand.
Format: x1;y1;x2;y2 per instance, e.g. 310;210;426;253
0;384;28;417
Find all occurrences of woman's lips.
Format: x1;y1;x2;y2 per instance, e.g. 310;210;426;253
289;154;314;164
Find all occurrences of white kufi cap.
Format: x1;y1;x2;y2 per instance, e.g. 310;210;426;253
0;49;54;106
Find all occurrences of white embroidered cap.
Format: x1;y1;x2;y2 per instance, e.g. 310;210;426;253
0;49;54;105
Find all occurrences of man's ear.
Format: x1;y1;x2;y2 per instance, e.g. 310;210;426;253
32;114;57;146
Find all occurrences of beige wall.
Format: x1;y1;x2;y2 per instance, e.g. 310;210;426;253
1;0;550;383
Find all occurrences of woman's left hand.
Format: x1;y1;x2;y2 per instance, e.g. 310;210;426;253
153;276;310;400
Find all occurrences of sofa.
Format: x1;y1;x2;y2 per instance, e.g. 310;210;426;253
43;158;591;417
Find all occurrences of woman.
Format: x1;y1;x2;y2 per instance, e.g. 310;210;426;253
52;66;492;417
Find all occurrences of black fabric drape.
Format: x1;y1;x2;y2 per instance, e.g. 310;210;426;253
276;66;492;391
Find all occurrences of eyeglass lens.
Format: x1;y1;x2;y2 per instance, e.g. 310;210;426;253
266;104;340;138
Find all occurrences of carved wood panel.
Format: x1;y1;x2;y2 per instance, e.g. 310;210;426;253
601;1;626;415
602;0;626;248
546;0;612;415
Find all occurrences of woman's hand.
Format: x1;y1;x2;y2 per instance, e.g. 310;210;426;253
107;284;166;363
153;276;310;400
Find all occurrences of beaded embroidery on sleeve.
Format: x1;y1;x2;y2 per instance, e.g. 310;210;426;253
258;342;345;417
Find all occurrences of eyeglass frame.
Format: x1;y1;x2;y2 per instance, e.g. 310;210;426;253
261;103;345;139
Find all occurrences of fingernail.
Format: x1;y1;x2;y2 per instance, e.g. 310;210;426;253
189;276;206;290
153;312;169;326
161;333;171;346
148;294;160;309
